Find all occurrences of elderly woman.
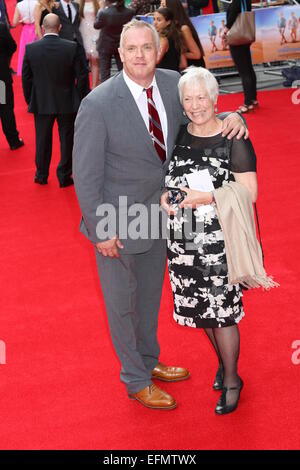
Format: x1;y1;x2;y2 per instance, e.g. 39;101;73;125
161;67;258;415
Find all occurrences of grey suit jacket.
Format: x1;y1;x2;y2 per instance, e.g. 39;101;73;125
73;69;184;254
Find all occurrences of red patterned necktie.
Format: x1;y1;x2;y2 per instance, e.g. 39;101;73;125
144;86;166;162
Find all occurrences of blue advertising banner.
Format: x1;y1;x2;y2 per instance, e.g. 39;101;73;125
191;12;236;69
140;5;300;69
255;5;300;62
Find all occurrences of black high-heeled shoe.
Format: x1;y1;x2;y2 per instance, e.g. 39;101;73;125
213;364;223;391
215;378;244;415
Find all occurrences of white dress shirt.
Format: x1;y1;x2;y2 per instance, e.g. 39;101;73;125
123;70;168;154
60;0;76;23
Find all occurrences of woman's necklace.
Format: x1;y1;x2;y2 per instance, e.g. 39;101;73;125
188;119;223;138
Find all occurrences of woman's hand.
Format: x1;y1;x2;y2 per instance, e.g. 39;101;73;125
178;187;213;209
160;191;177;215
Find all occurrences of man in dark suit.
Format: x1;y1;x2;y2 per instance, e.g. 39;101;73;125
0;22;24;150
22;13;88;186
55;0;83;45
54;0;90;97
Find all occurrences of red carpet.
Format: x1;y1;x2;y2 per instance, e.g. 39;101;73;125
0;1;300;450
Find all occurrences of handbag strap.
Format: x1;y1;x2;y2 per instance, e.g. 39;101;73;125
241;0;247;14
225;138;264;266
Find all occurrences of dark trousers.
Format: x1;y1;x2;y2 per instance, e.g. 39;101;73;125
230;44;257;106
0;82;20;147
99;48;122;83
34;113;75;182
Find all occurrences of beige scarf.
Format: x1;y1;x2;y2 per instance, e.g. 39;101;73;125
213;182;279;289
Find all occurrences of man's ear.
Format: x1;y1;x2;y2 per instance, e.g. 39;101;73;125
118;47;124;63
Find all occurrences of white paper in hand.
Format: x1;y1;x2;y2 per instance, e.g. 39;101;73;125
185;169;215;216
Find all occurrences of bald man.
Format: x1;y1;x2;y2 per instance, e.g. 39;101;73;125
22;14;88;187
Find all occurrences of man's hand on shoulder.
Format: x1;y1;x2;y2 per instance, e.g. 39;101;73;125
96;235;124;258
221;112;249;140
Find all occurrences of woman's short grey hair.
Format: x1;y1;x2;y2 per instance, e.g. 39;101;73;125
178;67;219;104
119;19;160;52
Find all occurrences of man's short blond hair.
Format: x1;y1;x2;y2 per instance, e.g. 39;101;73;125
119;19;160;52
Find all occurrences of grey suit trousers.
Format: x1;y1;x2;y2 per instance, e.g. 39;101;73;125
95;239;167;394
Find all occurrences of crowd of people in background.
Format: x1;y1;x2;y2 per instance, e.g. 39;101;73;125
0;0;239;93
0;0;212;158
0;0;206;156
4;0;299;157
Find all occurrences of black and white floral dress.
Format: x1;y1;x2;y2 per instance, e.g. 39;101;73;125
165;125;257;329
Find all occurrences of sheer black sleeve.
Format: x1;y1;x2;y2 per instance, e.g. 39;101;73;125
230;137;257;173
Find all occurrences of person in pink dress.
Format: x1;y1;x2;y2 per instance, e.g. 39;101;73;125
13;0;38;76
78;0;100;89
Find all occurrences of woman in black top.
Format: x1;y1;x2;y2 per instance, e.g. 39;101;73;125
94;0;134;82
34;0;59;39
161;0;206;68
223;0;258;113
161;66;258;415
153;7;186;72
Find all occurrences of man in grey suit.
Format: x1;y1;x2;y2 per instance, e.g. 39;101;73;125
73;19;247;410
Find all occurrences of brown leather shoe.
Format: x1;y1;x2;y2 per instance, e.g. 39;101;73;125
128;384;177;410
152;363;190;382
